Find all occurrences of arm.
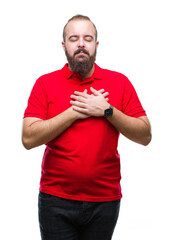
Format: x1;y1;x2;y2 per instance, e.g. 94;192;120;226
22;106;87;150
106;109;151;146
70;87;152;146
22;89;107;150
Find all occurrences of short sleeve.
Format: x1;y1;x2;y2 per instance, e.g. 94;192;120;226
24;77;48;120
122;78;146;118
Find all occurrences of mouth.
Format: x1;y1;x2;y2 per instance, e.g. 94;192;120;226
74;49;89;56
77;51;86;55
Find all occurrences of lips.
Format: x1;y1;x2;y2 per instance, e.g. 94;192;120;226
74;49;89;56
77;51;86;55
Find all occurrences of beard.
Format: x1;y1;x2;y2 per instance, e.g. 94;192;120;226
65;47;97;75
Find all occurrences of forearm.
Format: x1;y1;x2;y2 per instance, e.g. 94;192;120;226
70;87;152;146
107;107;152;146
22;107;78;149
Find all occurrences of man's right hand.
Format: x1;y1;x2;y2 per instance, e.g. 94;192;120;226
22;89;109;149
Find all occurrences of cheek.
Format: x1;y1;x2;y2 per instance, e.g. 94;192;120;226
66;44;76;55
88;45;96;55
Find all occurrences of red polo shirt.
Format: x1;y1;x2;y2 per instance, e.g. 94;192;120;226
24;63;146;202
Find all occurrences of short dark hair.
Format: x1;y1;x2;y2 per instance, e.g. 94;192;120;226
63;14;98;42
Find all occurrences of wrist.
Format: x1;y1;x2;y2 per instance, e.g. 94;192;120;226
101;102;109;115
104;104;114;118
68;107;79;121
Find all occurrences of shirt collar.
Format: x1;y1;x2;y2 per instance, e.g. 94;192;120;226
61;63;103;82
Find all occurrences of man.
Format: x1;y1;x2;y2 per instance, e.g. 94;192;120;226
22;15;151;240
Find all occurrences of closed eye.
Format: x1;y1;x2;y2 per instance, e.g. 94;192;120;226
68;35;94;42
84;35;93;42
69;35;78;42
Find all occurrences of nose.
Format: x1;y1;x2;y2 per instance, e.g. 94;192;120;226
78;37;85;48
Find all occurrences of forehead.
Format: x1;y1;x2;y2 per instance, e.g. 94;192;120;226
65;20;96;38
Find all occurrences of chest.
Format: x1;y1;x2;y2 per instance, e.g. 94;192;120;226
46;78;124;119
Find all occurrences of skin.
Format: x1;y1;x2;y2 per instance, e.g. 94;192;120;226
70;87;151;146
22;19;151;150
62;19;99;79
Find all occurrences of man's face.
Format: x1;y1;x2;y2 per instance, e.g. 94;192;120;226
62;20;99;74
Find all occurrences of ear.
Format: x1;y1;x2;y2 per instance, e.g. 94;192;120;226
62;41;65;51
96;41;99;50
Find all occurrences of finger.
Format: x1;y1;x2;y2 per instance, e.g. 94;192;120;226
72;106;89;114
83;89;87;93
90;87;100;96
70;100;87;108
102;92;109;97
98;89;105;94
70;95;86;103
106;98;109;102
74;91;88;98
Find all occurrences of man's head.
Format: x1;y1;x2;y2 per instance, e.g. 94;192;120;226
62;15;99;75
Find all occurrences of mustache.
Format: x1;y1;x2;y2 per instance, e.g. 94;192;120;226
74;48;89;56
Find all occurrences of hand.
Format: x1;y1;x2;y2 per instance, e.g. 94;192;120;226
70;87;110;117
70;89;89;120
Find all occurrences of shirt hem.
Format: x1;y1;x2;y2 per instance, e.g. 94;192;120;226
39;187;122;202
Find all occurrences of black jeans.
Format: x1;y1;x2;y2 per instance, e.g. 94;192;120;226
38;192;120;240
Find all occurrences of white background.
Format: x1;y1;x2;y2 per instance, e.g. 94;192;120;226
0;0;173;239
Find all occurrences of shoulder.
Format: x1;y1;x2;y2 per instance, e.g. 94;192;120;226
28;69;62;97
97;64;130;85
37;69;61;84
105;68;127;79
33;69;64;93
